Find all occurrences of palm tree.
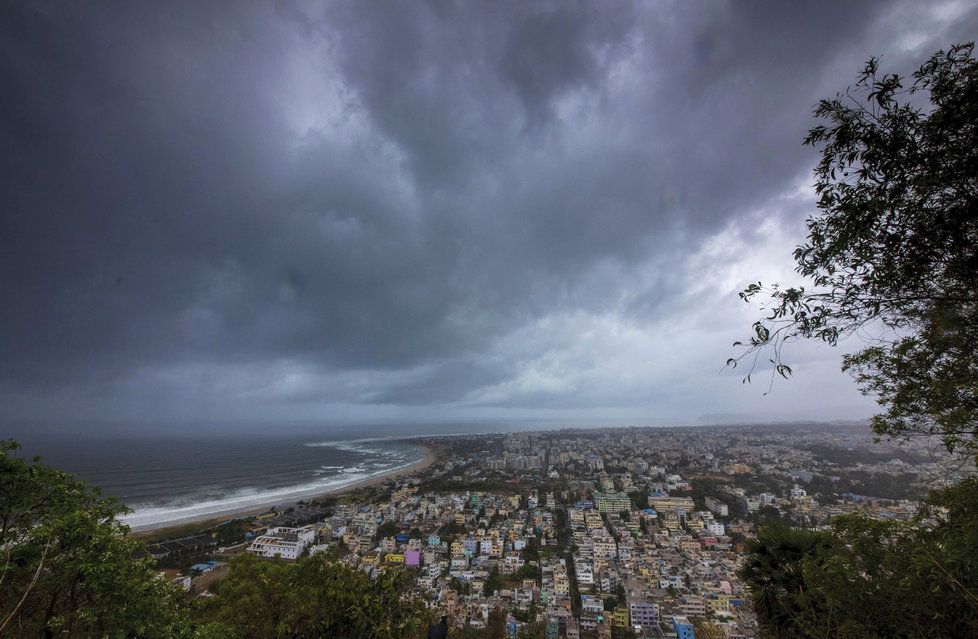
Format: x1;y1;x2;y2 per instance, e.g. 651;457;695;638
737;524;832;638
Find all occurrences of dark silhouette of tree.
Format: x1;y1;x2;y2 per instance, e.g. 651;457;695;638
732;42;978;461
374;521;400;541
0;441;192;637
735;42;978;639
485;607;506;639
738;524;832;638
483;567;504;596
740;478;978;638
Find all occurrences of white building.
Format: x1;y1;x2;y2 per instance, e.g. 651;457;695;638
247;526;315;560
593;538;618;559
705;496;729;517
576;562;594;585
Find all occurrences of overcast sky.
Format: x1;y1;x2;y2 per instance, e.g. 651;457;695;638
2;1;976;430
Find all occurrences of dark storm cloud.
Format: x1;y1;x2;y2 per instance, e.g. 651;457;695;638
1;0;975;421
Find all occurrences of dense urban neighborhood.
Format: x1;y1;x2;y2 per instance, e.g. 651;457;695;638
148;423;961;639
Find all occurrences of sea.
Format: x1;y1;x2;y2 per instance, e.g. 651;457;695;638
3;420;584;532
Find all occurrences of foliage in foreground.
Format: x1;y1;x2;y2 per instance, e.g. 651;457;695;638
195;553;428;639
739;477;978;638
734;38;978;639
733;42;978;461
0;440;192;638
0;440;431;638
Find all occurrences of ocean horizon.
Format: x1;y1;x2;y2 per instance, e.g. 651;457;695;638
3;420;606;530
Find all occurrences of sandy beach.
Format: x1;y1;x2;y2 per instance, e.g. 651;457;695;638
132;443;437;537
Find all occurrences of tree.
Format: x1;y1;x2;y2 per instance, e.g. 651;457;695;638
522;537;540;563
483;567;504;597
512;601;537;623
739;478;978;638
438;520;466;537
752;505;792;526
737;524;832;638
0;440;193;637
731;43;978;461
626;491;646;510
196;553;428;638
515;563;540;581
0;440;435;638
516;621;546;638
449;577;471;595
374;521;400;542
611;627;637;639
485;607;507;639
693;620;727;639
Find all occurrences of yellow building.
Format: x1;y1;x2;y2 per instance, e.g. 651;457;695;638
360;553;379;566
490;539;504;558
707;595;730;614
648;496;695;512
613;607;629;627
391;486;417;502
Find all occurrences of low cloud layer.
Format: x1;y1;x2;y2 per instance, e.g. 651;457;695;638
3;1;976;426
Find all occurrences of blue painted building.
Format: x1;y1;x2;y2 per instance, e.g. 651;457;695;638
672;615;695;639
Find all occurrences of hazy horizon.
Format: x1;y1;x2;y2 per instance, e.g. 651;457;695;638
3;413;871;443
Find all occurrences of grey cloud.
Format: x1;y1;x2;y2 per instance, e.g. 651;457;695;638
2;0;975;423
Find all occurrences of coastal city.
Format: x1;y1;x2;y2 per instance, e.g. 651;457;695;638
4;2;976;636
146;423;962;639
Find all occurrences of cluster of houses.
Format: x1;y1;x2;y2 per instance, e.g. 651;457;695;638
209;425;939;637
235;478;757;638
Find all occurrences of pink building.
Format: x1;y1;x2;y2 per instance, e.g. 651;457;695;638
405;550;421;567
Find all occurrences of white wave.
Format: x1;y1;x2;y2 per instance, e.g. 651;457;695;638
302;437;414;455
304;441;383;455
304;436;404;446
120;456;418;532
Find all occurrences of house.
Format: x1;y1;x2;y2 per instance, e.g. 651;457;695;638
672;615;694;639
190;561;219;573
246;526;315;560
628;599;659;630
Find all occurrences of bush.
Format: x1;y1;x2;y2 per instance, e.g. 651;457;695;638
196;553;428;638
740;478;978;638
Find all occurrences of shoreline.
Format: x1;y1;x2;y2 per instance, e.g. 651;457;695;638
131;443;436;537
